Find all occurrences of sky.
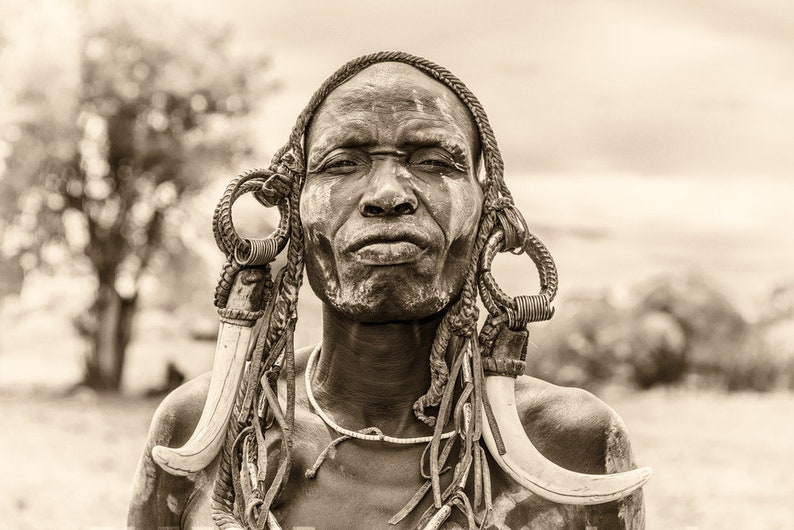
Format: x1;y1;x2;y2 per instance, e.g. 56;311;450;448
190;0;794;178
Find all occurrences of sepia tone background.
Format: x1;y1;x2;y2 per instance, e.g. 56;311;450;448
1;0;793;528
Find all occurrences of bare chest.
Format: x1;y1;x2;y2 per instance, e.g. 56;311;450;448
181;421;585;529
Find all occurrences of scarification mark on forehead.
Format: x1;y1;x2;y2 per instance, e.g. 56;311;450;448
412;88;425;113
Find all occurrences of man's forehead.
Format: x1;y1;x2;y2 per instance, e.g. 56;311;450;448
306;62;479;154
320;63;462;112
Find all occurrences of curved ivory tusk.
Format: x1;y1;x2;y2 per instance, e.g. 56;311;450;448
481;374;652;505
153;267;267;477
152;322;254;476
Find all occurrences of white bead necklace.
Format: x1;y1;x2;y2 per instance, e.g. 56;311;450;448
304;343;456;444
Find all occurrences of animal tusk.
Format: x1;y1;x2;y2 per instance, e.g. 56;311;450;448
481;374;652;505
153;268;267;476
152;322;254;475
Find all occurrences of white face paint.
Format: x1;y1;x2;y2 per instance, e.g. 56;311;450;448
300;181;332;231
300;62;483;322
166;493;181;515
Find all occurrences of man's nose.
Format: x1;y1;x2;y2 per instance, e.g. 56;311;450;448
358;159;418;217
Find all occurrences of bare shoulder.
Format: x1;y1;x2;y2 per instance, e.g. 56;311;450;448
512;376;646;529
150;372;212;444
139;343;313;450
513;375;637;474
127;373;212;528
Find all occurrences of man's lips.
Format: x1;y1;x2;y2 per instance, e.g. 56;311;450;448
345;228;432;265
346;228;432;253
354;241;425;265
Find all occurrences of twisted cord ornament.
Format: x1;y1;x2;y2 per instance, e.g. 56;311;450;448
478;227;558;329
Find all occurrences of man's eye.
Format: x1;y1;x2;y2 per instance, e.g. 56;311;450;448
321;157;362;173
410;154;454;170
416;158;451;168
409;148;466;174
410;157;468;174
327;160;357;168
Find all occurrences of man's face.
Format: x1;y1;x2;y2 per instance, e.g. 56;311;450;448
301;63;483;322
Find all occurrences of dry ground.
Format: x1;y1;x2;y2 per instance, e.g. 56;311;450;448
603;388;794;530
1;387;792;529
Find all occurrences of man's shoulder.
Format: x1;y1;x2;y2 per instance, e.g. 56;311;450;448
147;371;212;447
513;375;637;474
129;373;215;527
150;344;316;441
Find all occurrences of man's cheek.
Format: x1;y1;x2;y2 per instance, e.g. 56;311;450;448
300;181;334;229
446;185;482;240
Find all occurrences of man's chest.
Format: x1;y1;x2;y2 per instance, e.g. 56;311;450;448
181;429;583;530
182;480;579;530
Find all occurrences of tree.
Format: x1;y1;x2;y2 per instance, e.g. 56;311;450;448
0;0;272;390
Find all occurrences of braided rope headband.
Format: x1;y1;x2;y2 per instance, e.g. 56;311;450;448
151;51;650;529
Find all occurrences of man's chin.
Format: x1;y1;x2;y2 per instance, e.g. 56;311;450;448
329;292;451;323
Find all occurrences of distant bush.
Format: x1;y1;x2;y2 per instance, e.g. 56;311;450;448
528;271;794;392
762;281;794;322
743;317;794;391
619;311;687;388
720;342;781;392
634;271;747;369
528;293;631;389
531;293;688;390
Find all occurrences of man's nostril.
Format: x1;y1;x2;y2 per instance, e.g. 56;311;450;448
360;201;415;217
394;202;415;215
361;204;385;217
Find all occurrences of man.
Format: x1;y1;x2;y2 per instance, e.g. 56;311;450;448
129;52;648;529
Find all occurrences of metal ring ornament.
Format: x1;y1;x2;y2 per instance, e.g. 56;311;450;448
234;230;285;266
479;227;558;330
213;169;291;267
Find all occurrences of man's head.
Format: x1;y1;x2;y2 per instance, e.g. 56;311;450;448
300;62;484;322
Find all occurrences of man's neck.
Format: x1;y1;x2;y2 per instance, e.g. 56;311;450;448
310;304;441;437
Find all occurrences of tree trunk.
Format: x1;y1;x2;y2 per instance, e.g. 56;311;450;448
83;278;138;391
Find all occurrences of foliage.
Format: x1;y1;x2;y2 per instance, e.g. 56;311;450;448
732;302;794;392
633;271;748;373
2;0;269;281
531;271;794;392
530;292;687;390
615;310;687;389
0;0;273;389
528;293;624;389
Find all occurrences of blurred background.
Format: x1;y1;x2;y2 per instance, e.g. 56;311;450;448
1;0;793;528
